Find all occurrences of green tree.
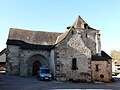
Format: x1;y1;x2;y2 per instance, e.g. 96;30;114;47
110;50;120;61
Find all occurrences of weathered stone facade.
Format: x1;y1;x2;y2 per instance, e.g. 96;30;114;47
91;51;112;82
91;60;112;82
6;15;112;82
55;29;92;82
6;45;51;76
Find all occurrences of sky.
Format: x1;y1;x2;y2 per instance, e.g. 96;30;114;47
0;0;120;54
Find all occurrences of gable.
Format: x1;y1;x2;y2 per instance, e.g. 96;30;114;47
55;27;72;44
56;27;91;57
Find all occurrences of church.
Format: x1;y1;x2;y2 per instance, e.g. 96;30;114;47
6;16;112;82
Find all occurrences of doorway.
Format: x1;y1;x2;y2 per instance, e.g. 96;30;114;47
32;61;41;76
27;54;48;76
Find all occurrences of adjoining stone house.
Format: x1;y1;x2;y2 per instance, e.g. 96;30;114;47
6;15;112;82
92;51;112;82
0;48;7;71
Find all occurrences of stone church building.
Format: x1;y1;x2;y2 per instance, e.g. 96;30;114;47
6;16;112;82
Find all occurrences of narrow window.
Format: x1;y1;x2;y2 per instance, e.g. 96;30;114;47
72;58;78;70
71;30;74;35
96;64;99;71
86;34;87;38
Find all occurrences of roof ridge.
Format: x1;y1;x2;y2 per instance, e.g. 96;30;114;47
72;15;86;29
10;28;62;34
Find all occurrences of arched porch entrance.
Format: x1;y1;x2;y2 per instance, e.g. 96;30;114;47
32;61;41;76
27;54;49;76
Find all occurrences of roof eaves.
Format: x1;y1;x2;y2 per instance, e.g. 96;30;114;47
0;48;7;56
92;51;112;61
6;39;55;51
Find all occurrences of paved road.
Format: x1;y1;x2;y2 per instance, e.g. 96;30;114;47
0;74;120;90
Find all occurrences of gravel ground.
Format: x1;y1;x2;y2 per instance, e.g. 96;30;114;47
0;74;120;90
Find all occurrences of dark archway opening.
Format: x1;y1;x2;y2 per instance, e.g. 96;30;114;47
32;61;41;76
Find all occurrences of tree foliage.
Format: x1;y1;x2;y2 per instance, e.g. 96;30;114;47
110;50;120;61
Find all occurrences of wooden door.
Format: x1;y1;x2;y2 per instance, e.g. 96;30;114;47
32;61;41;76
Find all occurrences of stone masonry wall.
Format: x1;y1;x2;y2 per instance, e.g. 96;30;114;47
19;49;51;76
55;29;92;82
6;45;20;75
91;60;112;82
81;30;100;55
6;45;52;76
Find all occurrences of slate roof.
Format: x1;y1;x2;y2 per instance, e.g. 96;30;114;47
8;28;62;45
55;15;99;44
55;15;85;44
92;51;112;60
72;15;86;29
55;27;73;44
72;15;99;31
7;15;99;49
